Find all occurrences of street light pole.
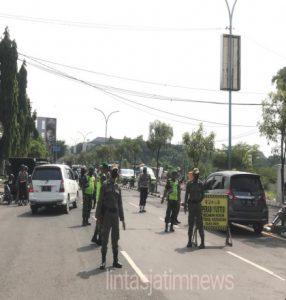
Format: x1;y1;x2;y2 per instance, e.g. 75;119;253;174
77;131;92;152
225;0;238;170
94;108;119;143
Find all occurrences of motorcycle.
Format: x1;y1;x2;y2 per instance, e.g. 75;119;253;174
265;207;286;237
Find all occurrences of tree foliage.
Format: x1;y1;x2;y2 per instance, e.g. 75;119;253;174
147;120;173;191
0;28;39;159
258;66;286;203
182;123;215;168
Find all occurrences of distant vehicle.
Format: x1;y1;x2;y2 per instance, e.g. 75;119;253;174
203;170;268;234
29;164;79;214
119;169;135;185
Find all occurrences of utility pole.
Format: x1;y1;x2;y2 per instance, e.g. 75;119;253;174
225;0;238;170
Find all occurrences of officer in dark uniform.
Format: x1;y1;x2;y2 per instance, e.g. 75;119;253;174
96;166;125;269
161;170;181;232
184;168;205;249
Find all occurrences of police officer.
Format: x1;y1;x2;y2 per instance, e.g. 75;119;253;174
96;166;125;269
184;168;205;249
91;167;107;245
161;170;181;232
81;167;95;226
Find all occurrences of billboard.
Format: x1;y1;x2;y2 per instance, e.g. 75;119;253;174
220;34;241;91
37;117;57;145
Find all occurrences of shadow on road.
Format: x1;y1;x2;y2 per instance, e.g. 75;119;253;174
77;268;105;279
77;244;100;252
17;207;63;218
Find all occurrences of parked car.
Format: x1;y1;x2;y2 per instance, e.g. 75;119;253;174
119;168;135;186
29;164;79;214
203;170;268;234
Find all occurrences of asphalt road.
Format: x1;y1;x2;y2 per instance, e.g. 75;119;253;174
0;189;285;300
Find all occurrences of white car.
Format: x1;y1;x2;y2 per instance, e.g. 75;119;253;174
29;164;79;214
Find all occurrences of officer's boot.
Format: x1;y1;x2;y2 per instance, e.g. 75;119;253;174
165;223;168;232
86;218;91;226
170;224;175;232
113;251;122;268
100;254;106;270
82;218;86;226
199;236;205;249
187;235;192;248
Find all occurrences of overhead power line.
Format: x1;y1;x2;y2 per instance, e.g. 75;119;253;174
0;13;224;31
19;52;267;97
19;53;263;106
18;57;257;128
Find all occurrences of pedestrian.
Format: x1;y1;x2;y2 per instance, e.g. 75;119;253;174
96;166;125;269
161;170;181;232
81;167;96;226
138;166;151;213
184;167;205;249
16;164;28;206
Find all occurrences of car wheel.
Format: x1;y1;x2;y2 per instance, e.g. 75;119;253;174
31;207;37;214
64;197;70;214
253;223;263;234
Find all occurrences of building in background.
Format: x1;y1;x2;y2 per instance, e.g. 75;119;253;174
36;117;57;145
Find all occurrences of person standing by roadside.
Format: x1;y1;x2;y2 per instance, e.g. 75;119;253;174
138;166;151;213
184;168;205;249
16;164;28;206
81;167;95;226
161;170;181;232
96;166;125;269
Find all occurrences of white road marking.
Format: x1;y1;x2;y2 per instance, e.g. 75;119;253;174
128;202;138;208
120;251;149;284
159;217;179;228
226;251;285;282
232;222;286;242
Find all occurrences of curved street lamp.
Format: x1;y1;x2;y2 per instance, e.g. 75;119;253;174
94;108;119;143
77;131;92;152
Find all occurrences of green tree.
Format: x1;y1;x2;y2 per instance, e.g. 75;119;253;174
258;67;286;203
213;143;260;171
147;120;173;191
120;136;144;169
28;136;48;158
0;27;20;158
17;61;36;156
182;123;215;171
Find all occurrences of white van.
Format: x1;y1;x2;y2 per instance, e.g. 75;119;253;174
29;164;79;214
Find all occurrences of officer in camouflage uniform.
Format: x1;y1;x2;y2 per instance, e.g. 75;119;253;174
184;168;205;249
96;166;125;269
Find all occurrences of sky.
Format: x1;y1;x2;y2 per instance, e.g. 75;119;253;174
1;0;286;157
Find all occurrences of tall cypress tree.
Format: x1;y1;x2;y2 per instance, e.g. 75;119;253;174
17;61;36;156
0;27;20;158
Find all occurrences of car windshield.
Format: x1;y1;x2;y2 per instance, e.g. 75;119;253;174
121;169;134;176
231;175;262;195
32;167;62;180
